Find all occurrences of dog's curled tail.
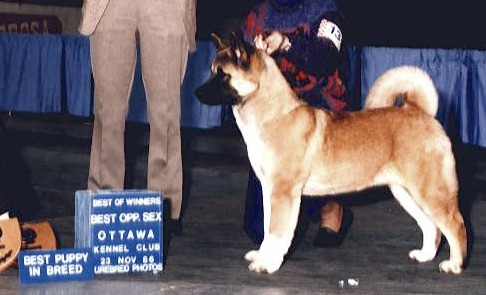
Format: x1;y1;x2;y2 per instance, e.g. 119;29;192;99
364;66;438;117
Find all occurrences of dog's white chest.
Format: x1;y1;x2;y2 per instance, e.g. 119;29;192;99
233;108;265;175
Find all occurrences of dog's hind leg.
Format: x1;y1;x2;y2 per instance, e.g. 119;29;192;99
245;182;302;274
391;183;467;274
389;184;442;263
415;189;467;274
434;209;467;274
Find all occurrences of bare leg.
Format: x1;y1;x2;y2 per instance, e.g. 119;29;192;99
320;200;343;231
313;200;353;248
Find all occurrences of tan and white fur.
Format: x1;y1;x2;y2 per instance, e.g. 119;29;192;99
195;33;467;275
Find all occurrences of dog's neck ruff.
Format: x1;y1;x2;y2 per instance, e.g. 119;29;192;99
231;53;305;179
234;53;303;126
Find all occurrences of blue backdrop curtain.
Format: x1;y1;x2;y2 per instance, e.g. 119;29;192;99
0;34;62;113
63;34;92;117
0;34;222;128
1;34;485;147
360;47;486;147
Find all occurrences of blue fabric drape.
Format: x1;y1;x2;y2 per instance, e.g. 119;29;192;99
0;34;62;113
0;35;485;147
361;47;486;147
180;41;222;128
0;34;221;128
62;35;93;117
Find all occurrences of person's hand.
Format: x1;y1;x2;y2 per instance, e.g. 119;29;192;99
254;31;291;55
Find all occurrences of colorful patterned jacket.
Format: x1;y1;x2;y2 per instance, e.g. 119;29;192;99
242;0;349;110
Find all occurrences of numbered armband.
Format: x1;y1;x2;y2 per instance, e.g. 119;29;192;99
316;18;342;51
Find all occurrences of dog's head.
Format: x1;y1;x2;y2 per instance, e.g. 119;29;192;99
195;32;264;106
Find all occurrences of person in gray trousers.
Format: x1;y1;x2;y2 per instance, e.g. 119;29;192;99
79;0;197;234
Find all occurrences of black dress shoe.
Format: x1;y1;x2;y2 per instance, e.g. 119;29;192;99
313;208;353;248
166;219;183;236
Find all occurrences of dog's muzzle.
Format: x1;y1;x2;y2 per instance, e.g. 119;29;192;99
195;70;241;106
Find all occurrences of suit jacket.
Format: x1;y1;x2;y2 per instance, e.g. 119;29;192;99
78;0;197;52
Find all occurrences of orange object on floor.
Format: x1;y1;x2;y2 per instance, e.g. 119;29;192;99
0;217;57;272
0;217;21;272
20;221;57;252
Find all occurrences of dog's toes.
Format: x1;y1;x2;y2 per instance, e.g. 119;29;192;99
439;260;463;274
245;250;283;274
408;249;435;263
248;258;282;274
248;261;266;273
244;250;259;262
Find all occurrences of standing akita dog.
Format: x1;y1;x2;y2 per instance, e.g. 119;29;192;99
195;33;467;275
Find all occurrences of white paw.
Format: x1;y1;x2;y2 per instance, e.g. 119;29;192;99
408;249;435;263
244;250;259;262
439;260;463;274
244;249;283;274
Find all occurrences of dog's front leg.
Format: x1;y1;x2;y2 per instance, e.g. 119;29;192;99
245;183;301;274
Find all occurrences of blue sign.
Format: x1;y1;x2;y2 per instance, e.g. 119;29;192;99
75;190;164;275
18;248;93;285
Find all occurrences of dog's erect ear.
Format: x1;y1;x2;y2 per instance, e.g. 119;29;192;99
229;31;243;51
229;31;254;69
210;33;226;51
